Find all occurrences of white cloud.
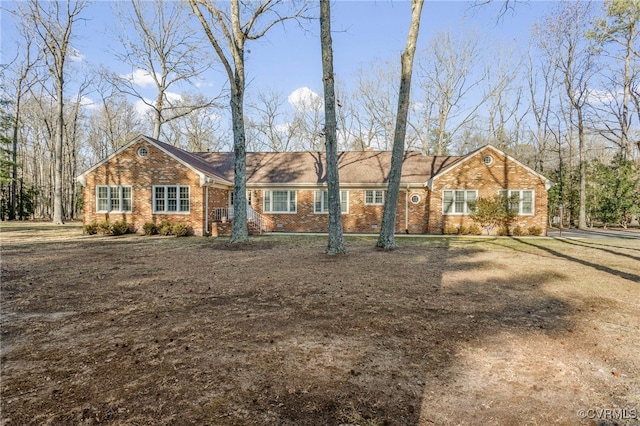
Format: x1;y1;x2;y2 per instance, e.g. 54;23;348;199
134;99;153;117
275;123;290;133
411;101;426;111
80;96;98;111
165;91;182;104
122;69;158;88
69;47;85;62
288;87;322;111
587;89;621;105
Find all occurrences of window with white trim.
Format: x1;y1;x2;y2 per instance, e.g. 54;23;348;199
153;185;190;213
442;190;477;214
365;189;384;205
499;190;534;215
264;190;296;213
314;190;348;213
96;186;132;213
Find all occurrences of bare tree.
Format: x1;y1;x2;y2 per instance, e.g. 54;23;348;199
188;0;311;243
111;0;218;140
319;0;346;255
377;0;424;250
589;0;640;158
246;90;300;152
85;75;144;163
417;29;491;155
485;45;527;150
350;61;400;150
539;1;598;229
163;93;228;152
525;43;558;173
5;31;39;220
289;89;325;151
18;0;88;224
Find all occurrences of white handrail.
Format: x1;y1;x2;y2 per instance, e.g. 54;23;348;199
210;206;272;234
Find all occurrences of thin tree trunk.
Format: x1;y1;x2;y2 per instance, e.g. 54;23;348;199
377;0;424;250
53;79;64;224
11;103;20;221
320;0;346;255
578;108;586;229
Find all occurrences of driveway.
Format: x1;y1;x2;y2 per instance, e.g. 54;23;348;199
546;227;640;239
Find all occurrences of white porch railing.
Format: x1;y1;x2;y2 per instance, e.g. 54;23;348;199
246;205;273;234
211;207;232;223
210;206;273;234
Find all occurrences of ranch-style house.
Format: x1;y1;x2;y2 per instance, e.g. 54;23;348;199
77;135;552;236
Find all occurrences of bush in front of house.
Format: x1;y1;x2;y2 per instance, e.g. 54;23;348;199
110;219;131;236
511;225;527;236
443;224;482;235
97;220;112;235
528;226;543;236
171;222;192;237
143;222;158;235
84;221;99;235
158;220;173;236
149;220;192;237
86;219;132;236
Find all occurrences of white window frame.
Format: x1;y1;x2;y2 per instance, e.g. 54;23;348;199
96;185;132;213
364;189;384;205
314;190;349;214
153;185;190;214
499;189;534;216
442;190;477;215
263;190;297;213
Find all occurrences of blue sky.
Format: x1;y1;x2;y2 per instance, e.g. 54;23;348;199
1;1;563;115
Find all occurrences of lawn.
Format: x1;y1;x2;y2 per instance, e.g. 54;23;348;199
1;223;639;425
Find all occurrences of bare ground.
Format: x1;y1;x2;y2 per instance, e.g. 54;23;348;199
1;223;639;425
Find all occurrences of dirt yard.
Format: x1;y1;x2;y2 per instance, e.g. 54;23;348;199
1;223;639;425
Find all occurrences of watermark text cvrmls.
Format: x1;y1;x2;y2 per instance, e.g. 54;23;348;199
577;408;638;421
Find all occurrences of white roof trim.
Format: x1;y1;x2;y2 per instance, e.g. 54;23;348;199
424;145;553;191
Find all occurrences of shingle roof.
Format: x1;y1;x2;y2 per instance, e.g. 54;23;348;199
195;151;462;185
148;137;232;184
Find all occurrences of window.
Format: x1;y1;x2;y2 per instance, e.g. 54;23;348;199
153;185;190;213
442;190;477;214
410;194;421;204
264;190;296;213
499;190;534;215
137;147;148;158
96;186;132;213
365;190;384;205
483;155;493;165
314;190;348;213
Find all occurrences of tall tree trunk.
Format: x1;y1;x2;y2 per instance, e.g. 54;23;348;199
53;79;64;224
577;108;586;229
11;103;20;221
320;0;346;255
377;0;424;250
229;84;249;243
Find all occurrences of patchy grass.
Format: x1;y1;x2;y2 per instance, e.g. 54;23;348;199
1;222;639;425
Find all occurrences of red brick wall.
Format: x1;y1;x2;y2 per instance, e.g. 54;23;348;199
82;140;208;236
246;188;429;233
427;149;549;235
84;142;547;237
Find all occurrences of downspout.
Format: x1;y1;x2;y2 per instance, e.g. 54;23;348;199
205;186;209;236
405;184;410;233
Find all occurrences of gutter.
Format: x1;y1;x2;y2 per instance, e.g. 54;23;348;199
405;184;410;232
205;187;209;236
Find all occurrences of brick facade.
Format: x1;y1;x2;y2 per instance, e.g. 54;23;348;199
82;140;208;236
80;137;550;237
427;148;549;235
233;187;430;234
